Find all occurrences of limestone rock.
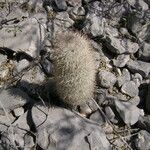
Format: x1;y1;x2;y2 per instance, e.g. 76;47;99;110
115;100;144;125
98;70;117;88
0;88;31;115
121;81;139;97
127;59;150;77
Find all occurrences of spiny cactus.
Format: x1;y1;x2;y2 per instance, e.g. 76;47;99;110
52;31;96;108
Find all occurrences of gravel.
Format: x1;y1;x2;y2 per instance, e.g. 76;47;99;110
115;100;144;125
90;110;105;125
54;0;67;11
137;115;150;133
117;68;131;87
104;35;139;54
0;0;150;149
134;130;150;150
13;107;24;117
15;59;30;73
138;42;150;61
113;54;130;68
0;88;31;115
36;105;111;150
127;59;150;78
121;81;139;97
98;70;117;88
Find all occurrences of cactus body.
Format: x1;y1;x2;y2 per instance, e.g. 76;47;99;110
52;31;96;107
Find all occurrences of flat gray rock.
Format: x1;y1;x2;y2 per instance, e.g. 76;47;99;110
69;6;85;20
54;0;67;11
138;42;150;61
98;70;117;88
121;81;139;97
104;35;139;54
29;104;111;150
82;1;108;37
132;73;143;82
89;110;105;125
137;115;150;132
137;20;150;43
135;130;150;150
12;111;30;134
0;113;15;132
18;66;45;95
117;69;131;87
113;54;130;68
114;92;129;101
0;88;31;115
0;13;46;57
66;0;82;6
87;131;108;150
20;66;45;84
127;59;150;77
24;134;35;149
96;88;107;105
0;54;7;64
129;96;141;106
127;10;149;42
84;12;106;37
132;73;143;87
127;0;149;11
52;12;74;33
115;100;144;125
0;132;24;150
105;106;117;123
15;60;30;73
13;107;24;117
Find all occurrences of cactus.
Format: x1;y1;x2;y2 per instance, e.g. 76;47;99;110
52;31;96;108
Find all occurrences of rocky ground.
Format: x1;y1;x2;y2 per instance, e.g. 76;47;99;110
0;0;150;149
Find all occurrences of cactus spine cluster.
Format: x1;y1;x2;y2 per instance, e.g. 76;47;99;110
52;31;96;108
